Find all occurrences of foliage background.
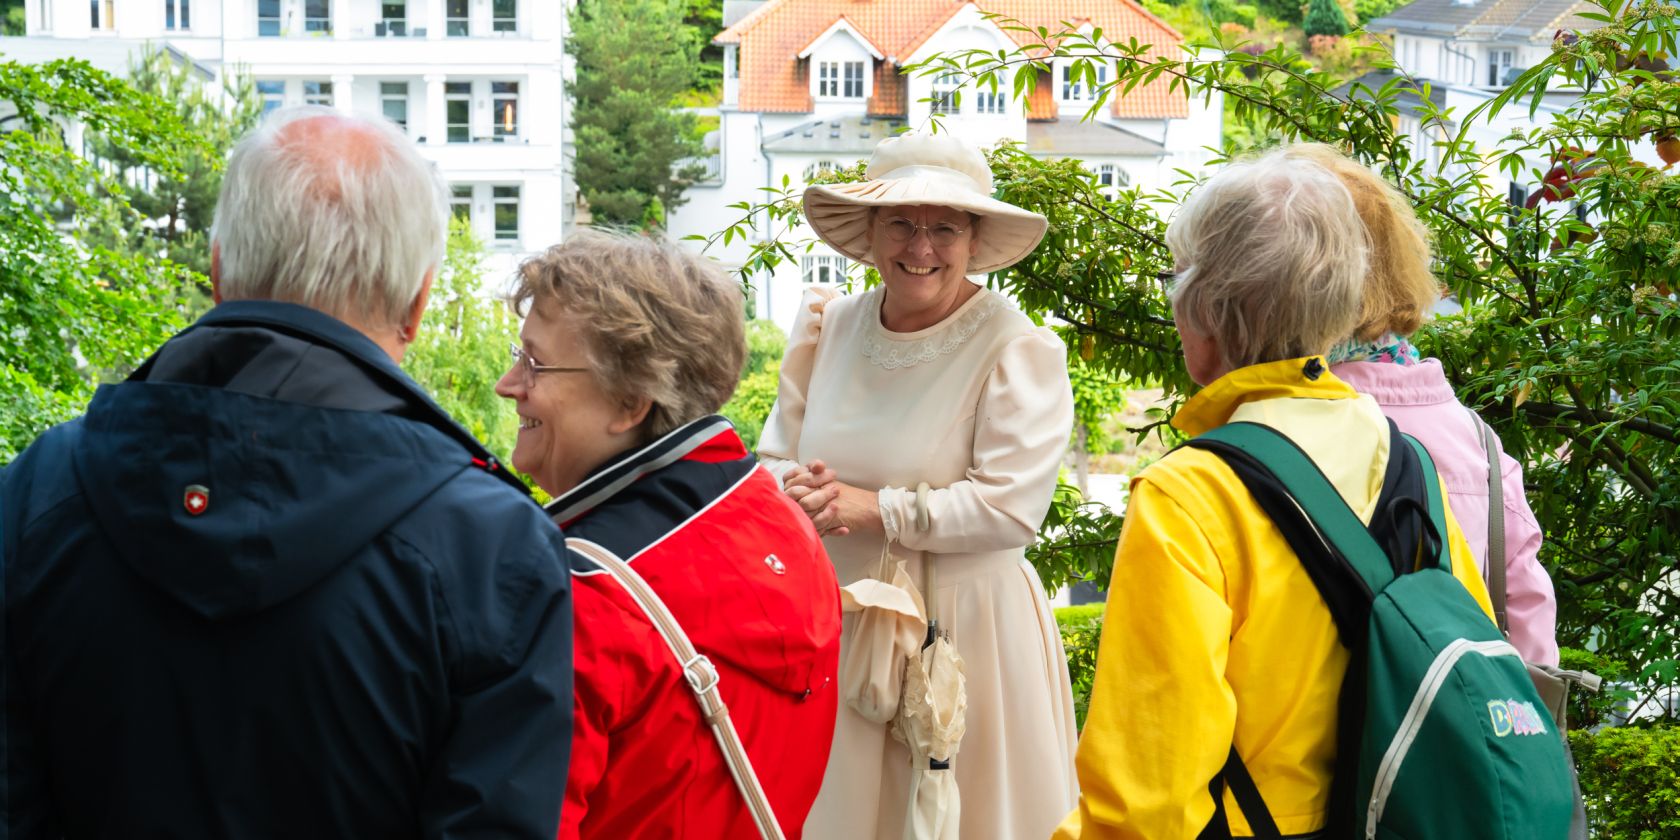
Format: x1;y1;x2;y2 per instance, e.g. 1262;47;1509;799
0;58;202;461
701;0;1680;724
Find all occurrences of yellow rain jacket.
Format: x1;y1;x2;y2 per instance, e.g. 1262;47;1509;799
1055;357;1495;840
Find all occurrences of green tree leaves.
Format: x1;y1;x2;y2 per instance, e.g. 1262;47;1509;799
0;58;203;461
1303;0;1352;37
403;217;522;461
569;0;707;227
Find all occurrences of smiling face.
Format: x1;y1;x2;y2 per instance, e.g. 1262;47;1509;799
867;204;983;331
494;299;646;497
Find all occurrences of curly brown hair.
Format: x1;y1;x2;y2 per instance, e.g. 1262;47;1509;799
509;230;747;440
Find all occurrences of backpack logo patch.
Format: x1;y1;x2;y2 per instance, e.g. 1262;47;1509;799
1487;699;1548;737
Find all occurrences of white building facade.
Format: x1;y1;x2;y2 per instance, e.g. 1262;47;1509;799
9;0;575;276
671;0;1222;332
1366;0;1631;202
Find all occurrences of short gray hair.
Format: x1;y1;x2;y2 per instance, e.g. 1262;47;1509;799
509;230;747;440
211;105;448;330
1166;149;1369;371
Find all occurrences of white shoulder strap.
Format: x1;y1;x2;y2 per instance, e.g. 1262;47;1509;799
566;538;787;840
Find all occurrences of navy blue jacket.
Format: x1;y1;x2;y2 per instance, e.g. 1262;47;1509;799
1;301;572;839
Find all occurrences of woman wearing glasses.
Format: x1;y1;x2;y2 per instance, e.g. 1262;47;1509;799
760;132;1078;839
494;229;842;839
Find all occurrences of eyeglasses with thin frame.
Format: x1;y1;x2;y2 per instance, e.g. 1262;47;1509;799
877;215;970;248
508;342;589;387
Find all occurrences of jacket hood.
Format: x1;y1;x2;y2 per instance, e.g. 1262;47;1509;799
70;301;524;621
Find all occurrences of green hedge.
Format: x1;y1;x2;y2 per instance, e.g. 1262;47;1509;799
1057;612;1680;829
1572;725;1680;837
1055;604;1104;729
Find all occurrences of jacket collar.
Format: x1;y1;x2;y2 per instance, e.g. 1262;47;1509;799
1329;358;1457;407
1172;356;1357;437
544;415;745;526
141;300;529;496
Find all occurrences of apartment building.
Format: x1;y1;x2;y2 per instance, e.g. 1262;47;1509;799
8;0;575;274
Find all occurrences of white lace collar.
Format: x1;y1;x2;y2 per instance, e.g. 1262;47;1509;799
860;288;1002;371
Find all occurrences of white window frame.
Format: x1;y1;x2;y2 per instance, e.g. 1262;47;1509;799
1487;49;1515;86
256;0;280;36
803;160;840;182
1090;162;1129;198
444;81;471;143
37;0;52;32
817;61;840;98
975;87;1006;115
89;0;113;30
302;0;330;34
1061;60;1109;103
377;0;405;36
445;0;467;37
256;79;285;113
491;0;516;33
802;254;847;285
165;0;189;30
492;81;519;141
380;81;409;131
492;185;520;244
931;72;960;115
450;184;473;224
842;61;865;99
302;79;333;107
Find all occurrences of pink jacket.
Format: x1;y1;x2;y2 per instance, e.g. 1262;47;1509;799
1333;359;1560;665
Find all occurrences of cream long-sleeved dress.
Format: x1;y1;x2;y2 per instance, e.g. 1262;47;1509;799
759;283;1079;840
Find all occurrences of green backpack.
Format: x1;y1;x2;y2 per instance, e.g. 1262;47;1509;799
1187;421;1575;840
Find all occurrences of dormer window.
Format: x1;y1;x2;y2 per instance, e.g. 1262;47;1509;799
818;60;865;99
799;18;882;105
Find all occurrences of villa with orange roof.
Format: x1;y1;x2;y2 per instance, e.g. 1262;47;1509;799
669;0;1224;331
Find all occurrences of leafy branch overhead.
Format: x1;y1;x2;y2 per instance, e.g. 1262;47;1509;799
698;1;1680;700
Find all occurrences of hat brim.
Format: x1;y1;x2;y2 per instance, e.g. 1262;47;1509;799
803;180;1048;275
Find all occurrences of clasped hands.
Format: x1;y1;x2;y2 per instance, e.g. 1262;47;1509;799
781;460;883;538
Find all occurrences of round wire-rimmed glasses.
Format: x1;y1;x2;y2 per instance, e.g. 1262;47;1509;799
877;215;970;248
508;342;590;387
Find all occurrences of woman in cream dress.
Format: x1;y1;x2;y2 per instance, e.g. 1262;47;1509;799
758;132;1079;840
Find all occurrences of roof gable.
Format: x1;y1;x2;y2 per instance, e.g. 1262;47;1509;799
797;16;887;61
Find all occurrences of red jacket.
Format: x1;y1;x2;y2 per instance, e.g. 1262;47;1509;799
550;416;842;839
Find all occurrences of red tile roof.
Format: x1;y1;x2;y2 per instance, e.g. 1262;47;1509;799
717;0;1188;119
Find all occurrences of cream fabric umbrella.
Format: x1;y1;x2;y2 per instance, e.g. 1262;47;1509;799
890;484;967;840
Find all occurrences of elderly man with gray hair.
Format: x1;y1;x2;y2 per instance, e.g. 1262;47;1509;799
1;106;572;837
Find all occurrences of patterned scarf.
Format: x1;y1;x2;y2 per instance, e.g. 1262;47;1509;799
1326;332;1423;366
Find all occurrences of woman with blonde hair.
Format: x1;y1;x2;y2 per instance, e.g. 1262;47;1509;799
1057;147;1498;838
1288;143;1560;666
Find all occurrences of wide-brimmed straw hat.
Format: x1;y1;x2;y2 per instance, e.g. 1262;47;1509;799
803;132;1048;274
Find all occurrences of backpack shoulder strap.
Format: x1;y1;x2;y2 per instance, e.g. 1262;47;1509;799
566;538;787;840
1190;422;1395;595
1402;432;1451;574
1465;408;1508;630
